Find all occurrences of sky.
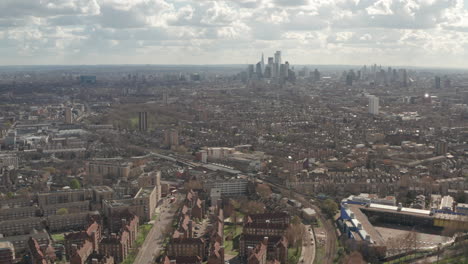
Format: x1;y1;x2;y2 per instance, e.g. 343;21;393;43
1;0;468;68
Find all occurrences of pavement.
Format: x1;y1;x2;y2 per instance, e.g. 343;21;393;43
134;197;178;264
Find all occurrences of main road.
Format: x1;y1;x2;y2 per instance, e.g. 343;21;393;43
134;197;178;264
300;225;316;264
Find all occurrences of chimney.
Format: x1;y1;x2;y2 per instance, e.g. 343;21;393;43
263;237;269;245
188;220;193;238
350;213;355;219
122;218;127;227
357;223;362;230
91;258;98;264
397;202;402;211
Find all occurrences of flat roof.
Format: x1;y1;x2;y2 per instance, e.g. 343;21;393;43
368;203;431;216
302;208;316;215
347;205;385;245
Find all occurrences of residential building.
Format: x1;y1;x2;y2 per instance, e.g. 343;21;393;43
0;241;14;264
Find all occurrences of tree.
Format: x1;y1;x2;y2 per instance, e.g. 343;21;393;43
343;251;366;264
184;180;202;190
241;201;265;215
255;184;272;199
43;167;56;174
291;215;302;226
230;199;241;210
285;222;306;248
321;199;338;218
455;190;466;203
56;208;69;215
70;179;81;189
6;192;14;199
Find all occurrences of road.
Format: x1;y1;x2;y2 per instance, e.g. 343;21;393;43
300;225;316;264
265;180;337;264
134;197;178;264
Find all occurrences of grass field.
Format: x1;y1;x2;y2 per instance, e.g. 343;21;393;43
438;255;468;264
314;245;325;264
51;233;65;242
288;246;302;264
224;224;242;255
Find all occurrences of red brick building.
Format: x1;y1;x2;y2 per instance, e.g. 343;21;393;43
64;220;101;260
166;238;205;259
247;239;268;264
70;240;94;264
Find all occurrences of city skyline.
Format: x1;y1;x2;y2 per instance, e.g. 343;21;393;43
1;0;468;68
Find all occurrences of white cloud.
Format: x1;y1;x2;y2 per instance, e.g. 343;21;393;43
0;0;467;68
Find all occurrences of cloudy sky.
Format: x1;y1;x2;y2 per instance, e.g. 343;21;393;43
1;0;468;68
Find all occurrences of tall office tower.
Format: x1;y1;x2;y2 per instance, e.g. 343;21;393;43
284;61;289;78
346;74;353;86
279;62;289;79
274;51;282;77
274;51;282;64
65;107;73;124
392;69;398;82
256;62;263;78
247;65;255;79
138;111;148;132
264;66;272;78
260;53;265;74
368;96;379;115
435;76;441;89
314;69;321;82
402;69;408;87
268;57;275;77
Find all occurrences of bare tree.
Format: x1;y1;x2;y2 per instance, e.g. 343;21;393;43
255;184;272;199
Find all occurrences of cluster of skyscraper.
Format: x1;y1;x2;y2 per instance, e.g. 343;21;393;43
244;51;295;83
343;64;410;87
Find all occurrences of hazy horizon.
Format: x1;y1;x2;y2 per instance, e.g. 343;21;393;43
1;0;468;68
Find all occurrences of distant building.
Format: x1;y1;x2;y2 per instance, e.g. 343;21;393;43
0;154;18;169
80;75;97;84
164;129;179;147
439;195;454;211
85;161;132;185
138;112;148;132
204;179;248;197
435;76;441;89
368;95;379;115
435;141;448;156
313;69;320;82
65;107;73;124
